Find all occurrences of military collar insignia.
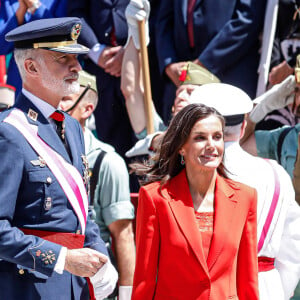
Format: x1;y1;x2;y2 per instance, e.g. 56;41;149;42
27;108;38;121
71;23;81;41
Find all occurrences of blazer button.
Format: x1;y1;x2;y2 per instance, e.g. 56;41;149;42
18;268;24;275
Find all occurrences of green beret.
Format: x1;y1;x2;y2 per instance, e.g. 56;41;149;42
78;70;97;93
179;62;220;85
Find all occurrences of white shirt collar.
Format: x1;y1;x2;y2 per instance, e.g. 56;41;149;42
22;88;57;119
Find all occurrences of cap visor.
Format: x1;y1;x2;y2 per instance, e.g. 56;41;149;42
48;43;89;54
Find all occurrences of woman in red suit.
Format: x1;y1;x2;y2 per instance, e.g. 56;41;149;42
132;103;259;300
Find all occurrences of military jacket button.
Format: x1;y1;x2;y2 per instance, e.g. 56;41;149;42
44;197;52;210
46;177;52;184
18;269;24;275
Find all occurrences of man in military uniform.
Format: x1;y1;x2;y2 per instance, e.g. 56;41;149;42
0;17;117;300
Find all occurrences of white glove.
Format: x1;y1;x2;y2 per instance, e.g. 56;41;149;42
119;286;133;300
125;132;162;157
89;260;118;300
125;0;150;49
250;75;296;123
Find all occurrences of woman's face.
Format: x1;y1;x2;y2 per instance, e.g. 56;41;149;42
180;115;224;172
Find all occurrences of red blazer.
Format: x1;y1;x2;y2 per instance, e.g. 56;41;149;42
132;170;258;300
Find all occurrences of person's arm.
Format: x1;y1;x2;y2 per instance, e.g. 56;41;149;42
132;186;159;300
198;0;266;76
108;219;135;298
237;188;259;300
121;0;164;136
249;75;296;124
269;61;294;86
0;0;27;54
121;38;147;134
125;131;165;158
293;133;300;205
240;117;258;156
241;75;296;154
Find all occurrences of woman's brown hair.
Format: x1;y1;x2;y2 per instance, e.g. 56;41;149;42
134;103;228;186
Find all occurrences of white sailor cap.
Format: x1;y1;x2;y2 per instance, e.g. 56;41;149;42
0;83;15;109
189;83;253;125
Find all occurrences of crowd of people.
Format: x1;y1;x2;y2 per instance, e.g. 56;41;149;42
1;0;300;299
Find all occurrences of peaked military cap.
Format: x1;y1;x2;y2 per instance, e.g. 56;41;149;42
179;62;220;85
5;17;89;54
189;83;253;126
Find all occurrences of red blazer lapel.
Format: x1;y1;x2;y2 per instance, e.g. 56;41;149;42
207;175;238;270
165;170;209;276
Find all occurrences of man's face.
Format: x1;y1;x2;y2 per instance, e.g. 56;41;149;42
172;84;198;115
37;50;81;97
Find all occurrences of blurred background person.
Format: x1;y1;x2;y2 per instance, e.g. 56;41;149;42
0;0;68;96
67;0;135;159
60;70;135;300
154;0;267;123
256;0;300;131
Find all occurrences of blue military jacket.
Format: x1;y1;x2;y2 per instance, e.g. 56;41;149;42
155;0;267;99
0;93;108;300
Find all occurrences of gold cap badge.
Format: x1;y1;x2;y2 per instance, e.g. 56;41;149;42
71;23;81;41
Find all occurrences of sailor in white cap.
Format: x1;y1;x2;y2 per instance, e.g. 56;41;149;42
190;83;300;300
